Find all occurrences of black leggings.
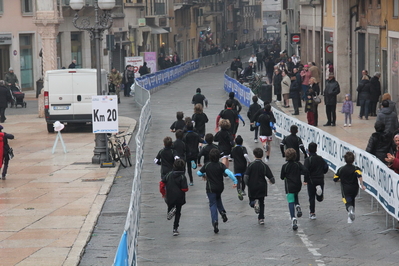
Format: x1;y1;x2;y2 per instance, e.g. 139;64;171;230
168;204;182;230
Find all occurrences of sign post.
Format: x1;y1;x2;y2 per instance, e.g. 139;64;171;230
92;95;118;167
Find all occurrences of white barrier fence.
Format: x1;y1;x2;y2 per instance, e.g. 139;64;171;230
223;73;399;223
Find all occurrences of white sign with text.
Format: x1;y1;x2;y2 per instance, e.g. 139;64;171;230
92;95;118;133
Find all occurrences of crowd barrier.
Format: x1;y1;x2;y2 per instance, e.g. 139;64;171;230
222;73;399;224
113;47;253;266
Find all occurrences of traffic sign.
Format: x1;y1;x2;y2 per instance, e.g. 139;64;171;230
92;95;118;133
292;34;300;43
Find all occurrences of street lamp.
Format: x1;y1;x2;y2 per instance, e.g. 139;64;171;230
70;0;115;164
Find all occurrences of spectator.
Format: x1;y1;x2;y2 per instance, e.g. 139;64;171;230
248;54;257;72
323;73;340;126
300;65;311;101
242;62;254;82
379;93;397;114
376;100;399;135
369;72;381;117
230;57;239;79
366;121;394;165
0;125;14;180
122;65;135;97
281;70;291;108
356;75;371;120
108;68;122;104
309;77;320;126
273;69;282;103
172;52;181;66
139;62;150;76
0;81;12;123
68;59;77;69
5;68;19;88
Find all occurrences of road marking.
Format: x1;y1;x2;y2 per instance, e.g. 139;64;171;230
297;228;326;266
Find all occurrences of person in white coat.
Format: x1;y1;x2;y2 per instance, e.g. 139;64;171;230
281;70;291;108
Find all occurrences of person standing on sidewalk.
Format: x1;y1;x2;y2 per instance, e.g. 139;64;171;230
356;75;371;120
333;152;366;224
122;65;135;97
341;94;354;127
197;148;237;234
304;143;328;220
159;159;189;236
0;81;12;123
281;70;291;108
323;73;340;126
244;147;275;225
281;148;309;230
300;65;311;101
108;68;122;104
369;72;381;117
0;125;14;180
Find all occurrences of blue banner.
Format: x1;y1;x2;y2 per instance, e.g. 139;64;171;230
136;59;200;91
113;231;128;266
223;74;251;107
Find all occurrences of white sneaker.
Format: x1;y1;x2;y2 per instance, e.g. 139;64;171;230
316;185;322;196
309;213;317;220
347;216;353;224
344;124;347;127
254;139;258;143
292;217;298;230
264;157;269;163
348;124;352;127
348;206;355;221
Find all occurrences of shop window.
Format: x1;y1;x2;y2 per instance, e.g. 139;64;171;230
394;0;399;18
71;32;82;68
19;34;33;89
21;0;33;15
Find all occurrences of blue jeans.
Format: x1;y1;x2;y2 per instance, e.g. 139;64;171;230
359;99;370;118
301;84;309;101
207;192;225;224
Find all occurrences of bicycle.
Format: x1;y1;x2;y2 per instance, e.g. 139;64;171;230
107;131;132;168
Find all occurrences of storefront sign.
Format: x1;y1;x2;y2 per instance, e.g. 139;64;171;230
125;56;144;76
0;34;12;45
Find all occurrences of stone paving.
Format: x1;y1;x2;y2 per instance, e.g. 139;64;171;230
135;63;399;266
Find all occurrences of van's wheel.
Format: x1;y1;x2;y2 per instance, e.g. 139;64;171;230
47;123;54;133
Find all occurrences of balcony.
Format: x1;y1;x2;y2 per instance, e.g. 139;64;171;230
125;0;145;8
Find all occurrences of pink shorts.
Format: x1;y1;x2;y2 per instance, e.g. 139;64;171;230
259;136;272;143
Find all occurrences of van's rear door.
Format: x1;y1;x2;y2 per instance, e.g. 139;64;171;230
48;72;74;116
71;71;97;118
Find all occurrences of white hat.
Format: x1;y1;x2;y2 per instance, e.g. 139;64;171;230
53;121;65;132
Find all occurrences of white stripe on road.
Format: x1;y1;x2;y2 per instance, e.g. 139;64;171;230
297;228;326;266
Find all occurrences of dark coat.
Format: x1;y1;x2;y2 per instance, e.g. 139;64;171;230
356;79;371;105
280;160;309;194
366;131;394;164
245;159;274;198
289;74;300;99
369;76;381;100
377;107;399;134
324;78;340;105
0;86;12;108
161;170;188;206
273;73;282;95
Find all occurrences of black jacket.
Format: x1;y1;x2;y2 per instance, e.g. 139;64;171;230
369;76;381;99
244;159;275;198
280;134;307;161
366;131;394;164
162;170;188;206
324;78;340;105
0;86;12;108
356;79;371;105
273;73;282;95
304;153;328;184
280;160;309;194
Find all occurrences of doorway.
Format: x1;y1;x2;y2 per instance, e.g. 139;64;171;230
0;45;10;80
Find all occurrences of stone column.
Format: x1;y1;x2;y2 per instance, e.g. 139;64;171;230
34;7;63;118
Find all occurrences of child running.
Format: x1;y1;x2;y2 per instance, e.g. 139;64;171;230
252;104;276;162
154;136;178;179
183;121;205;186
192;103;209;138
280;148;309;230
170;111;185;132
280;125;308;162
333;151;365;223
173;129;186;163
244;148;275;225
214;119;235;168
303;142;329;220
197;148;237;234
198;133;219;167
159;159;189;236
230;135;251;200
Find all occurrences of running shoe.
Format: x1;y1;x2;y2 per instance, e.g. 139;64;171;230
347;217;353;224
258;219;265;225
167;206;176;220
254;199;260;214
292;217;298;230
264;157;269;163
189;183;194;186
296;204;302;218
173;229;179;236
213;221;219;233
221;211;228;223
242;190;246;196
316;185;322;196
348;206;355;221
309;213;317;220
237;190;244;201
254;139;258;143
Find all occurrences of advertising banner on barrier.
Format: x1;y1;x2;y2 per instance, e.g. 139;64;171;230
136;59;200;91
223;73;399;220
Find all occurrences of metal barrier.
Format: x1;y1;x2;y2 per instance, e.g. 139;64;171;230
113;45;253;266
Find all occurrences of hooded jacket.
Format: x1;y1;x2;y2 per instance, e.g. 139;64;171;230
366;131;394;164
377;107;399;134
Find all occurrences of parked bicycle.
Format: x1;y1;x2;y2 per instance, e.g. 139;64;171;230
107;131;132;168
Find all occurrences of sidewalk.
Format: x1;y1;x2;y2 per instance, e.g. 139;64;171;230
0;94;136;266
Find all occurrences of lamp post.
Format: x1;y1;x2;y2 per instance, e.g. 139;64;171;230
70;0;115;164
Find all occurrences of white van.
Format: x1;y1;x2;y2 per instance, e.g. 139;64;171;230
44;69;109;132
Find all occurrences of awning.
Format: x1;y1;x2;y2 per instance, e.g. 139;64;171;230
148;25;169;34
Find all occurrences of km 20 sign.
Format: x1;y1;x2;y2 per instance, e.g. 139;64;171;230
92;95;118;133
